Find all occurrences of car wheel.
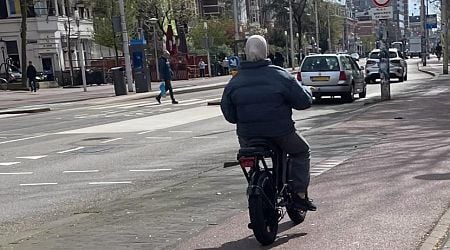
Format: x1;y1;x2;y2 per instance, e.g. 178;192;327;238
404;73;407;81
399;75;404;82
359;86;367;98
342;84;355;103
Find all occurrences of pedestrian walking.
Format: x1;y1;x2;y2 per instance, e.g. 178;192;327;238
435;42;442;61
198;59;206;78
26;61;37;92
156;50;178;104
222;57;229;75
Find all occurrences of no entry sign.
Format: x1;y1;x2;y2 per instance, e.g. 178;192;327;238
372;0;390;7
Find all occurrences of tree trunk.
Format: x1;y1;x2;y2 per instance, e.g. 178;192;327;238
20;0;27;88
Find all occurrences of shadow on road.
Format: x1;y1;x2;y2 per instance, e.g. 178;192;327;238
414;172;450;181
196;221;307;250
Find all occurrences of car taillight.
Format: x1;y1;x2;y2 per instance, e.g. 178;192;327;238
239;157;256;168
297;72;302;81
339;71;347;81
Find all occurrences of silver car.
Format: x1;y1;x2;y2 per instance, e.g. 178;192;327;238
365;48;407;83
297;54;367;102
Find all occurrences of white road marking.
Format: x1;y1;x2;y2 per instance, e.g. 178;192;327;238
192;136;218;139
63;170;99;173
89;181;132;185
0;172;33;175
56;106;222;134
100;138;123;144
423;87;448;96
178;98;221;106
0;162;21;166
169;131;192;133
0;134;48;145
138;130;154;135
57;147;85;154
146;136;172;139
129;169;172;172
20;183;58;186
0;114;24;119
16;155;48;160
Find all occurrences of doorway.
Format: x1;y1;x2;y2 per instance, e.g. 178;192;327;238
41;57;54;80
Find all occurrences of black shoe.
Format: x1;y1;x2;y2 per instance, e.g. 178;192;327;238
172;100;179;104
292;194;317;211
156;96;161;104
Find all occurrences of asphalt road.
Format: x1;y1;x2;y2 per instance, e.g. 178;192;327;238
0;59;444;249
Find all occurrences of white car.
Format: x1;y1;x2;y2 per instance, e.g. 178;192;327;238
365;48;407;83
297;54;367;102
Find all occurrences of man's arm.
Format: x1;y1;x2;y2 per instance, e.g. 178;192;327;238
286;76;313;110
220;86;237;124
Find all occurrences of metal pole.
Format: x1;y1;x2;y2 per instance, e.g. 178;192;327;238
421;0;427;66
77;21;87;92
153;24;160;80
289;0;295;70
285;31;289;66
204;22;212;77
233;0;239;55
118;0;134;92
379;20;391;100
443;0;449;74
314;0;320;53
328;5;332;52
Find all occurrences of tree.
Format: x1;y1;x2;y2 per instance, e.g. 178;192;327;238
20;0;29;88
187;18;234;56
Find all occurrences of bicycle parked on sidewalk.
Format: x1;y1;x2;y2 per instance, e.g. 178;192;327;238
225;139;307;246
0;77;7;91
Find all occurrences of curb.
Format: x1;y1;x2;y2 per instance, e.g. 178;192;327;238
420;206;450;250
417;63;438;77
0;107;51;115
91;82;228;105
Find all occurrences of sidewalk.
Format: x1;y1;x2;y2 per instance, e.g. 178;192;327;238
417;57;445;76
4;62;450;249
0;76;231;112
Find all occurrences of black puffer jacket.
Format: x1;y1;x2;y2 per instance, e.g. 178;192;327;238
221;59;312;137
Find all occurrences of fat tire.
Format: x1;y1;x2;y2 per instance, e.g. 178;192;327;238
287;207;307;225
248;171;278;246
342;84;355;103
359;86;367;98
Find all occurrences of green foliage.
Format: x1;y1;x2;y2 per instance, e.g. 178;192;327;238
187;19;234;54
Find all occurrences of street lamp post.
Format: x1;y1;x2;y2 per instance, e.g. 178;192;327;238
149;18;160;81
204;22;212;77
118;0;134;92
314;0;320;53
75;11;87;92
284;31;289;67
288;0;295;70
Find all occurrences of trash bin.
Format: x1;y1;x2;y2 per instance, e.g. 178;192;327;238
111;67;127;96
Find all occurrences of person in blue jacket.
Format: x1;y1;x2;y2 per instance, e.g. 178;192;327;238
220;35;316;211
156;50;178;104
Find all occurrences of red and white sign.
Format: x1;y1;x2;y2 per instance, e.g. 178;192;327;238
372;0;390;7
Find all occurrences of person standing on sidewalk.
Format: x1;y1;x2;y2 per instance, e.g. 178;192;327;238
198;59;206;78
26;61;37;92
156;50;178;104
220;35;316;211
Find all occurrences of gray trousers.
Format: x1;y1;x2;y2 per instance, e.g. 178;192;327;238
239;132;311;193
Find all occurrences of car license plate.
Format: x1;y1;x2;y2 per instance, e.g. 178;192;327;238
310;76;330;81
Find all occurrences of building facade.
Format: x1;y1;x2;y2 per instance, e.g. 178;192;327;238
0;0;95;83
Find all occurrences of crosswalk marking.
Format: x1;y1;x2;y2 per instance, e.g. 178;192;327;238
57;106;222;134
0;172;33;175
310;158;346;176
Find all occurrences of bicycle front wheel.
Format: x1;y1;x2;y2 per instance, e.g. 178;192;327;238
248;171;278;246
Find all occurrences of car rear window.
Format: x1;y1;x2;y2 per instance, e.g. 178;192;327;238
369;51;398;59
301;56;340;72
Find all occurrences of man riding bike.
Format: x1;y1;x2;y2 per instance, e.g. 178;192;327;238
220;35;316;211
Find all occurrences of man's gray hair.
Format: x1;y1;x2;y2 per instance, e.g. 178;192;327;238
245;35;268;62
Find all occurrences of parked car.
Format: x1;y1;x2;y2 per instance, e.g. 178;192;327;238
365;48;407;83
297;54;367;102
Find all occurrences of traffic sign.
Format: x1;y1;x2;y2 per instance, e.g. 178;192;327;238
426;14;437;29
372;0;390;7
370;6;393;20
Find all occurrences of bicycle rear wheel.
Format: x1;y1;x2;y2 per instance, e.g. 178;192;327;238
248;171;278;246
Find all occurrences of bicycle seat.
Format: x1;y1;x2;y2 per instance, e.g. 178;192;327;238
238;139;275;158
